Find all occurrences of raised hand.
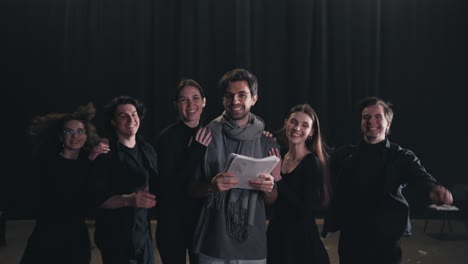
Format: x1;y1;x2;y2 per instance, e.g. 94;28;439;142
192;127;212;147
269;148;282;182
89;138;110;160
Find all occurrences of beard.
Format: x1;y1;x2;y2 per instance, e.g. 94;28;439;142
364;134;378;140
363;130;386;143
229;111;249;121
226;106;250;121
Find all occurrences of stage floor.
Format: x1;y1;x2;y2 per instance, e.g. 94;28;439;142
1;219;467;264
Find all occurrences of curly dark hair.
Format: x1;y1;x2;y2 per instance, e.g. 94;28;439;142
101;96;146;138
29;102;101;160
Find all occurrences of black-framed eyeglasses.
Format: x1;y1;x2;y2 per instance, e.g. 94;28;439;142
223;92;250;102
63;128;86;136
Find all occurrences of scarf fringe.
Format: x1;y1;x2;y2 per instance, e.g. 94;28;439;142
226;193;250;242
206;190;250;242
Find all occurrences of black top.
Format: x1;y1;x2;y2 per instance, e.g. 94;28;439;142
20;153;93;264
38;153;94;221
324;138;438;238
155;121;202;219
267;153;329;264
353;141;386;220
92;137;158;251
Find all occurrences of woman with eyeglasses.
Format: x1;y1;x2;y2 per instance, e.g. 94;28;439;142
20;103;109;264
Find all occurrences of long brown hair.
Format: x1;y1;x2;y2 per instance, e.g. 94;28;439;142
279;104;330;208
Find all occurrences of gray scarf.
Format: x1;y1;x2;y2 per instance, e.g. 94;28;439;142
205;112;265;241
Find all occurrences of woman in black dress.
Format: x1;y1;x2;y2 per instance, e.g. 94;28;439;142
20;103;109;264
267;104;330;264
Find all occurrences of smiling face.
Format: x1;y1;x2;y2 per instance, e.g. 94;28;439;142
284;111;314;146
223;80;257;126
111;103;140;140
62;119;87;152
361;104;391;144
177;85;206;128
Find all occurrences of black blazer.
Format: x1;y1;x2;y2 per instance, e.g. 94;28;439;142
92;136;158;250
323;139;437;239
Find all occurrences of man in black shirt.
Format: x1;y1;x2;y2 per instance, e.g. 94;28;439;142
93;96;158;264
323;96;453;264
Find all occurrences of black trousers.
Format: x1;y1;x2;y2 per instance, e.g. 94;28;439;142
20;221;91;264
338;230;402;264
99;235;154;264
156;218;198;264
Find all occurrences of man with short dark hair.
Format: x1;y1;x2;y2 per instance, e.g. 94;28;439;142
93;96;158;264
190;69;280;264
323;96;453;264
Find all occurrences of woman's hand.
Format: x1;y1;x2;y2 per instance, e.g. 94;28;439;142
269;148;282;182
191;127;212;147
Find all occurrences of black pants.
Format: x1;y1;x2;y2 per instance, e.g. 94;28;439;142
99;235;154;264
20;221;91;264
156;218;198;264
338;230;402;264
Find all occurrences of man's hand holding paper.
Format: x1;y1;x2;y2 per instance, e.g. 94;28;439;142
223;153;280;190
211;172;240;192
249;173;275;193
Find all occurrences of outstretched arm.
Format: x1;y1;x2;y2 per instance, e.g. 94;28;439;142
430;185;453;205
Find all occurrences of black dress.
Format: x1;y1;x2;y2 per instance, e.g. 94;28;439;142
20;154;93;264
267;153;330;264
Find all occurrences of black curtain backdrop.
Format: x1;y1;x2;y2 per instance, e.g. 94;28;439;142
3;0;467;218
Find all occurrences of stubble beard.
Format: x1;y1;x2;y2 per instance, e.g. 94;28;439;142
226;106;250;121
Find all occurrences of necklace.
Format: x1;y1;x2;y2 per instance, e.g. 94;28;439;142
285;153;301;162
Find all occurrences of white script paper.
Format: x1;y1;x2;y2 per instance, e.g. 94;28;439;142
224;153;280;190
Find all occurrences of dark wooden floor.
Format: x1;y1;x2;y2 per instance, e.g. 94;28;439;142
1;219;467;264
